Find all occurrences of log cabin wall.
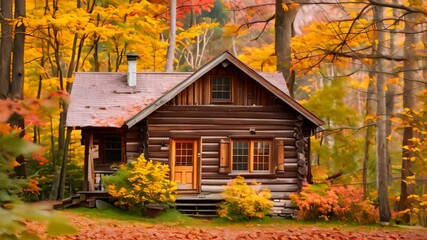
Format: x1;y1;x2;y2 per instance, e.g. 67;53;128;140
143;64;314;200
146;105;312;200
126;123;142;162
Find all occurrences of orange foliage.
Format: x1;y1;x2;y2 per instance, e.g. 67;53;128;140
291;184;378;224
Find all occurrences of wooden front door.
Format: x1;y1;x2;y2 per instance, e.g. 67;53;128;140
170;139;198;190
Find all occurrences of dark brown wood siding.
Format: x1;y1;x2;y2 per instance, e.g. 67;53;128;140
168;64;283;106
126;124;142;161
146;105;310;200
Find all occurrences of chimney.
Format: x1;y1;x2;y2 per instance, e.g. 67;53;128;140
126;52;139;87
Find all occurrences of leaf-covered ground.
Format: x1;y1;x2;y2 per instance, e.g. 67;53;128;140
26;211;427;240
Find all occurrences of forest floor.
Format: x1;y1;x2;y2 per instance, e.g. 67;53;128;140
26;209;427;240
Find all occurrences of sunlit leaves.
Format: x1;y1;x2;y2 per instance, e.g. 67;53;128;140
237;44;276;72
291;19;373;74
218;176;273;221
104;154;177;209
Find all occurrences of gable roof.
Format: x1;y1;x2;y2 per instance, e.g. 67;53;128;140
67;51;324;128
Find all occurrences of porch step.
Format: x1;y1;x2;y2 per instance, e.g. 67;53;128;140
53;194;82;210
175;198;222;217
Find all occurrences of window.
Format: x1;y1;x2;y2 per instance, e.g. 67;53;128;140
231;139;271;172
175;141;194;166
210;76;231;102
104;135;122;164
232;141;249;170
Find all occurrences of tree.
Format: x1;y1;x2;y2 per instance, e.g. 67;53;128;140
0;0;12;99
275;1;298;97
0;0;27;177
397;5;420;223
166;0;177;72
373;3;391;223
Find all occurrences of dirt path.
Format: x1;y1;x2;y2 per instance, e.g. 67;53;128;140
26;212;427;240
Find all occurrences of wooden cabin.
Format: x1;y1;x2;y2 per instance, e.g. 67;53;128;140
66;52;323;215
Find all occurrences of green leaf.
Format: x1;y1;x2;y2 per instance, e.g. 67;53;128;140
47;220;77;237
19;231;40;240
0;135;40;157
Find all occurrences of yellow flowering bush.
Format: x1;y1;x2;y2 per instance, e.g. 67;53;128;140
104;154;177;210
218;176;273;221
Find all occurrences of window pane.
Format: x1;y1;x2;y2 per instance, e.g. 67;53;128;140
233;141;248;171
105;135;122;164
211;77;231;102
253;141;270;171
175;142;193;166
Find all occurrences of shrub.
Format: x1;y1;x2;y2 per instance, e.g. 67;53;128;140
104;154;177;210
218;176;273;221
395;194;427;226
290;184;377;224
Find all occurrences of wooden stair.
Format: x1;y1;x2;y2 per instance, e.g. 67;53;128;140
53;194;82;210
271;199;296;218
175;198;222;218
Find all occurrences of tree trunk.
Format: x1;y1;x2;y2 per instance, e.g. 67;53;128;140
58;128;72;199
165;0;177;72
10;0;27;178
275;0;298;97
11;0;25;100
397;9;418;224
363;71;376;199
374;4;391;223
0;0;13;99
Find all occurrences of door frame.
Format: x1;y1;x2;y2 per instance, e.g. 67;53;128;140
169;138;199;191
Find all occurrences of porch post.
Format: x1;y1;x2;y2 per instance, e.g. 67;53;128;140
87;129;95;191
83;129;89;191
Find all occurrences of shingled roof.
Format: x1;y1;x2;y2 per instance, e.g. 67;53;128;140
66;72;190;128
67;52;323;128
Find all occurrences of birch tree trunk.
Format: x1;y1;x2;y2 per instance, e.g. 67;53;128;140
165;0;177;72
374;4;391;223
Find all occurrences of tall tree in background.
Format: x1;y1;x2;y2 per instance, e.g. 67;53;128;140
397;6;419;223
374;3;391;223
11;0;26;100
165;0;177;72
275;0;297;97
0;0;27;177
0;1;12;99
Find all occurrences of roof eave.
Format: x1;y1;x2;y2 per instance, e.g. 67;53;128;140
224;53;324;127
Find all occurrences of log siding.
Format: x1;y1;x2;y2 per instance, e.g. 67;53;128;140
146;105;310;200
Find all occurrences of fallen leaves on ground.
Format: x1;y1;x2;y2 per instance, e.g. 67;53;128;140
25;212;427;240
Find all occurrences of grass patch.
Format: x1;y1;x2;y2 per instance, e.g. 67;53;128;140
68;206;144;222
66;207;399;230
67;206;198;226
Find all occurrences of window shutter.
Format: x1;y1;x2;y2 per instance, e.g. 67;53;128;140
219;139;231;173
275;139;284;172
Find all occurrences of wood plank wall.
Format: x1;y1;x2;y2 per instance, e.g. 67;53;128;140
125;125;142;162
169;64;280;106
146;105;309;200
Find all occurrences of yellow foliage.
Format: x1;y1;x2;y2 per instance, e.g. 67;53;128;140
238;44;276;72
218;176;273;221
104;154;177;209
